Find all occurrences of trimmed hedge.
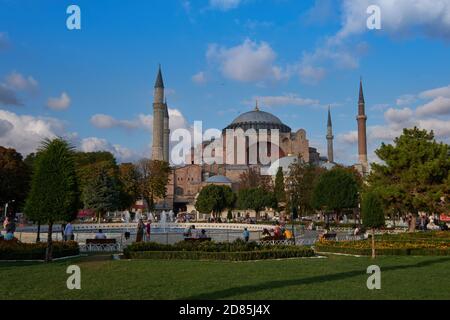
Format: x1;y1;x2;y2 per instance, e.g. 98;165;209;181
315;244;450;256
126;248;315;261
125;239;264;254
124;239;314;260
0;240;80;260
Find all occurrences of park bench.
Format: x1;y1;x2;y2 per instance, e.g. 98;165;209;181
322;232;337;240
84;238;119;252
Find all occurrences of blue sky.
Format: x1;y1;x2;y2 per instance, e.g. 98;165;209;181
1;0;450;164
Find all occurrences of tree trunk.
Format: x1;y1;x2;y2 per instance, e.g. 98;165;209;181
36;221;41;243
371;228;376;259
409;215;416;233
45;222;53;262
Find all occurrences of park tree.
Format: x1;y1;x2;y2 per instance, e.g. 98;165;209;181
368;127;450;232
0;146;30;214
118;163;141;210
237;187;275;221
286;160;325;217
361;191;385;259
195;185;235;218
74;151;119;190
312;167;359;226
137;159;171;211
274;167;286;205
239;167;272;191
24;138;79;261
82;168;120;222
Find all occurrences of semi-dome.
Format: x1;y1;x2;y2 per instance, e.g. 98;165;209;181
205;175;232;184
224;105;291;133
264;155;302;176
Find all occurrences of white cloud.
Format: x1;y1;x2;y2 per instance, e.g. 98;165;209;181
417;118;450;139
192;71;207;84
5;71;38;92
0;119;13;136
419;85;450;99
338;130;358;144
207;39;287;83
299;0;450;83
396;94;417;106
90;114;140;130
336;0;450;41
90;108;188;133
338;82;450;164
0;109;71;156
80;137;137;162
384;107;414;124
298;65;326;84
209;0;241;11
252;94;320;108
416;97;450;117
47;92;71;110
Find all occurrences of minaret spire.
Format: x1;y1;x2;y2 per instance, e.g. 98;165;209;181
152;65;166;161
357;78;368;174
326;106;334;163
155;64;164;88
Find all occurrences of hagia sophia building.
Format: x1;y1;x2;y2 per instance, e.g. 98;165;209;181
150;67;369;213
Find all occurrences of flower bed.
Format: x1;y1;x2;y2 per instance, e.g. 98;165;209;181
0;240;80;260
124;239;314;261
315;234;450;256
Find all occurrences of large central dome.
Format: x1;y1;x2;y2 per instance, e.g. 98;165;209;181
224;106;291;133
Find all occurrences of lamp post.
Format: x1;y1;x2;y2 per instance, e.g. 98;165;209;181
291;204;297;245
4;200;15;218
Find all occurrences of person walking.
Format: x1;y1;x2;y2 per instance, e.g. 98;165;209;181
243;228;250;242
145;220;151;241
136;219;145;242
64;222;73;241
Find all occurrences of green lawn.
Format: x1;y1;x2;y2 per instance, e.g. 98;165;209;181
2;255;449;300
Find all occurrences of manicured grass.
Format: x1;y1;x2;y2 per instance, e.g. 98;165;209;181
2;255;450;300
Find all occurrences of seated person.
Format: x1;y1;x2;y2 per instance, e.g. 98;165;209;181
183;226;192;238
95;229;107;240
199;229;208;239
273;226;282;238
284;229;293;239
4;232;15;241
261;228;271;239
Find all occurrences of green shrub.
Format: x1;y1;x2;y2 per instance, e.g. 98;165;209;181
126;247;314;261
0;241;79;260
123;239;314;260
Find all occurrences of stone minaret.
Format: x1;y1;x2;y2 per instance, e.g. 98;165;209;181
152;65;165;161
163;100;170;162
357;79;368;171
326;106;334;163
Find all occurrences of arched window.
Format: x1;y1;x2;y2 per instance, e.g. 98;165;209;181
175;187;184;196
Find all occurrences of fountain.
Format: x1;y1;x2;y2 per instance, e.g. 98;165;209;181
134;211;142;223
160;210;167;232
168;210;174;222
123;210;130;224
148;212;155;222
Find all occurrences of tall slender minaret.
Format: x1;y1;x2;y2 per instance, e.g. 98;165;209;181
152;65;165;161
163;99;170;162
357;78;368;172
326;106;334;163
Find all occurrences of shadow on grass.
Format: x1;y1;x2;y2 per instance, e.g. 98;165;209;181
183;256;450;300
